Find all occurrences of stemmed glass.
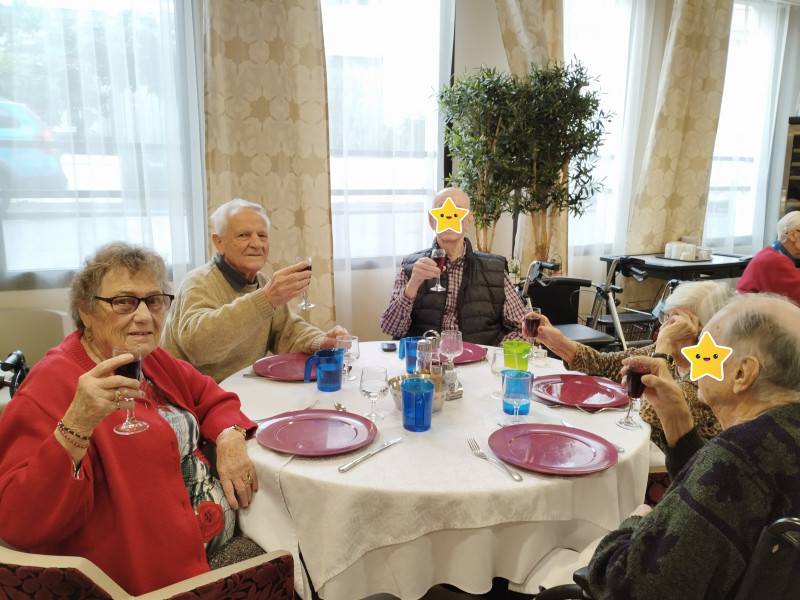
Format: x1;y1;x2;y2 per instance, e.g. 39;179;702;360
522;305;542;359
336;335;360;381
501;370;532;427
439;330;463;366
296;256;315;309
490;348;519;400
618;365;648;429
112;346;149;435
360;366;388;422
430;248;446;292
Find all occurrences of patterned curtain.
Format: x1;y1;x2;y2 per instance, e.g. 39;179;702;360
494;0;568;274
624;0;734;254
204;0;335;330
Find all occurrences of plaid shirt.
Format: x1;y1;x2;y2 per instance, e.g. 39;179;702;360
380;246;526;342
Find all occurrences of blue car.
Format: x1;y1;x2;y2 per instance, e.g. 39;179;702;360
0;98;68;196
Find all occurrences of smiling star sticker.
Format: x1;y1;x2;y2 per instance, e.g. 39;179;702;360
680;331;733;382
429;197;470;234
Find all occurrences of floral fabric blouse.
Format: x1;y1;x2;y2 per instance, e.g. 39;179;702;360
569;343;722;450
143;377;235;555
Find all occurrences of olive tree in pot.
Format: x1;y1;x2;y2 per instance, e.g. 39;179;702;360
438;60;610;261
437;66;518;252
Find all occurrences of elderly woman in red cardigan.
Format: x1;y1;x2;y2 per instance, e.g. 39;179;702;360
0;242;260;595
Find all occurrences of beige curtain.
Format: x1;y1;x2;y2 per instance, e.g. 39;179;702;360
494;0;568;274
624;0;734;255
204;0;335;330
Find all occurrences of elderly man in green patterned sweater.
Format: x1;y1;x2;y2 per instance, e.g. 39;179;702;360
584;293;800;599
163;199;347;382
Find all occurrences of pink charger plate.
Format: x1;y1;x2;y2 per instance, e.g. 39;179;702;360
256;409;378;456
253;353;315;381
531;374;628;409
488;423;618;475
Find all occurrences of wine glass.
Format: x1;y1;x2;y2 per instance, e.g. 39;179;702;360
501;369;532;427
296;256;315;309
522;306;542;359
439;330;463;366
490;348;520;400
430;248;446;292
336;335;360;381
618;365;648;430
360;366;388;422
112;346;149;435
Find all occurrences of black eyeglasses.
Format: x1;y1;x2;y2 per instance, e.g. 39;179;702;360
94;294;174;314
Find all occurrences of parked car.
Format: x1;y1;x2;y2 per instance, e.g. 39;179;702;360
0;98;68;203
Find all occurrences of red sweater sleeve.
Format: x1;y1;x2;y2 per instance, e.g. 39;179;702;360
736;247;800;304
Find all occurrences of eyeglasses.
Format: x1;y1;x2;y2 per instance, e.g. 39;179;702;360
658;308;670;324
94;294;174;314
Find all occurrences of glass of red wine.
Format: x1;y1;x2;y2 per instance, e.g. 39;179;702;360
522;306;542;359
112;346;149;435
296;256;315;309
618;364;648;430
430;248;446;292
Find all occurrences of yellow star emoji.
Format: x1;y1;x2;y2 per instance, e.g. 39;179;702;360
429;197;470;234
680;331;732;382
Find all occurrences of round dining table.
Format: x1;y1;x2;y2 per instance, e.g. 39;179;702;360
220;341;652;600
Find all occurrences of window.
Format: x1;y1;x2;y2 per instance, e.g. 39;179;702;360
321;0;453;269
0;0;204;290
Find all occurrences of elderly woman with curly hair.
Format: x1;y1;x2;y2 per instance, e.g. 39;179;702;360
535;280;735;449
0;242;261;595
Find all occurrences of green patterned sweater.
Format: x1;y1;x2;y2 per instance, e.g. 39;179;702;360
587;402;800;600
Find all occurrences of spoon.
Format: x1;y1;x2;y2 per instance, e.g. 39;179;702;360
334;402;347;412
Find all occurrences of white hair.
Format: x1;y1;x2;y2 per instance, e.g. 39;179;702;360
663;280;735;326
776;211;800;243
210;199;271;235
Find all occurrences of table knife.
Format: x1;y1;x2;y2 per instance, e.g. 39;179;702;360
338;437;403;472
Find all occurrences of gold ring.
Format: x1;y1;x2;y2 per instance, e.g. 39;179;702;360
242;475;252;486
116;401;122;411
115;389;121;402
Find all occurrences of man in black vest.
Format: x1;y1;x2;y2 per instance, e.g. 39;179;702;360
380;187;526;346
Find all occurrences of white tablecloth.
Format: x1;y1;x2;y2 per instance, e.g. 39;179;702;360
221;342;651;600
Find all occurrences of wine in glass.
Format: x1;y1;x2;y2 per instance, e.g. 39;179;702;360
296;256;315;309
430;248;446;292
336;335;360;381
618;365;648;430
112;346;149;435
522;306;542;359
501;369;532;427
360;366;388;422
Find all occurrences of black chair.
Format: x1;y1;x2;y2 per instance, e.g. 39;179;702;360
532;516;800;600
520;262;615;349
1;350;28;398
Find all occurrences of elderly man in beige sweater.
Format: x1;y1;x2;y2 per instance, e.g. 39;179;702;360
162;199;347;382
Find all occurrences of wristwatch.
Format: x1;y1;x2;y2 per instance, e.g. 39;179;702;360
221;424;248;438
652;352;674;366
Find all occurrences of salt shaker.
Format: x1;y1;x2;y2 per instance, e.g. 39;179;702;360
414;338;433;375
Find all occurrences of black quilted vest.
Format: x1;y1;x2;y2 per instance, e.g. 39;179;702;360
401;239;509;346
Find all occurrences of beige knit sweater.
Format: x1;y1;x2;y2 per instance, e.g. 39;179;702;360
162;260;325;382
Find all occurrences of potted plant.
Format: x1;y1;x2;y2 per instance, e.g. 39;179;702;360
438;60;610;260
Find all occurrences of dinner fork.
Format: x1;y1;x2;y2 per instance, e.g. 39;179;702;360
467;438;523;482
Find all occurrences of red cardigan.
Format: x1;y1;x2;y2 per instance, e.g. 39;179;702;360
736;245;800;304
0;331;256;595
